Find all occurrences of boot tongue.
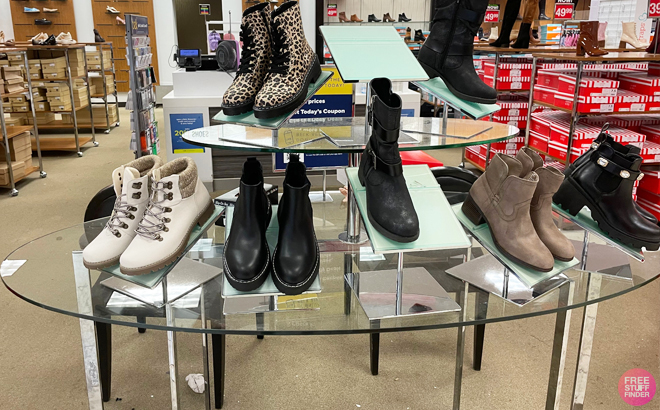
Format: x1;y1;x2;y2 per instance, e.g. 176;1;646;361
111;166;141;196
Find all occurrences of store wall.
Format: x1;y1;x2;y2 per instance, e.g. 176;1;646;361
154;0;178;86
174;0;224;50
73;0;95;43
0;0;14;40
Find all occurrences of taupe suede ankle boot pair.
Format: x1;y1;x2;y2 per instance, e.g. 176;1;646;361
462;148;574;271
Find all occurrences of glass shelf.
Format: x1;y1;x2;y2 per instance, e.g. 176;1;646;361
3;192;660;335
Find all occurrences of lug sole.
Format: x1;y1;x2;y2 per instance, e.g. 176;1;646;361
553;178;660;251
83;255;121;270
272;246;320;295
418;60;497;105
462;194;553;272
222;100;255;116
253;56;322;119
120;200;216;276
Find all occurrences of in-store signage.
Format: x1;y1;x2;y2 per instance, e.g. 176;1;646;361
274;152;349;171
170;113;205;154
650;0;660;18
129;15;149;36
484;5;500;22
554;0;574;20
327;4;337;17
199;4;210;15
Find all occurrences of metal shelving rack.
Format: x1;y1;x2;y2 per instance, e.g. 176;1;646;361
125;14;158;158
28;44;98;157
0;47;46;196
82;42;120;133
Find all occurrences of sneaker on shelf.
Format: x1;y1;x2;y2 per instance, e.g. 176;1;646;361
43;8;58;13
31;32;48;45
24;7;40;12
106;6;120;14
56;32;76;44
34;19;52;25
116;16;125;25
94;28;105;43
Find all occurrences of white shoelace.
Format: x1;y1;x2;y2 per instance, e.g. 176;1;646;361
135;180;172;241
106;194;136;237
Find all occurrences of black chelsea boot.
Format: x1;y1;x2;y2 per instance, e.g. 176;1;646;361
223;158;272;291
554;144;660;250
358;78;420;243
272;155;319;295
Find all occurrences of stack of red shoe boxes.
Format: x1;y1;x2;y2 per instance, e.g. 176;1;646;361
618;73;660;111
483;58;533;91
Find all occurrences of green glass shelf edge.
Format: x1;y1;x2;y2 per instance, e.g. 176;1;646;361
222;205;322;296
452;203;579;288
413;78;501;120
212;71;333;130
319;26;429;83
552;203;645;262
100;204;225;289
346;165;471;254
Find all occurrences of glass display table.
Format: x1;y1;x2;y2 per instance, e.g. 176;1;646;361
3;191;660;410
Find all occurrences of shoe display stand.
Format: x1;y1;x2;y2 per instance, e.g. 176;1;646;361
125;15;158;157
78;42;120;133
0;47;46;196
9;0;78;43
344;165;470;319
523;52;660;164
24;44;98;156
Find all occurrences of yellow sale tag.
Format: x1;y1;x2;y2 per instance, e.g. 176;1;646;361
317;67;352;95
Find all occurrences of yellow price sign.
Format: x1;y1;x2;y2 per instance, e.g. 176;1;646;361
318;67;352;95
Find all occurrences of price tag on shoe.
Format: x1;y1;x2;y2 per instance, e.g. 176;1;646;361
554;0;574;20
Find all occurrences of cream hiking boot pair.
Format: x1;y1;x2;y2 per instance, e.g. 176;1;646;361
83;156;214;275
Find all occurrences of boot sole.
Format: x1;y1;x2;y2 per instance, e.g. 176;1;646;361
253;56;322;119
553;178;660;251
272;243;320;295
119;200;217;276
418;61;497;105
357;167;420;243
83;255;120;271
222;100;254;116
462;194;553;272
222;202;273;292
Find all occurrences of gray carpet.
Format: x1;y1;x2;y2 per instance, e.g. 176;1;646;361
0;109;658;409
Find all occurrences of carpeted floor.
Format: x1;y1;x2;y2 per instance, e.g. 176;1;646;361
0;109;658;409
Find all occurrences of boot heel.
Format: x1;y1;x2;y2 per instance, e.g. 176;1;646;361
197;201;216;227
576;44;586;56
552;181;585;216
461;194;486;225
619;41;627;48
309;57;322;83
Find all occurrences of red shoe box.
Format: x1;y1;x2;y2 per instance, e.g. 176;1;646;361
607;127;646;146
641;141;660;163
483;115;528;129
637;196;660;220
639;166;660;194
497;108;529;117
537;69;566;89
554;94;615;113
544;160;566;171
547;140;589;163
614;90;649;112
487;135;525;150
477;69;485;82
642;124;660;143
619;74;660;96
649;62;660;76
557;74;619;96
483;62;533;78
549;122;600;147
484;75;531;91
465;146;485;168
529;130;549;152
533;85;556;105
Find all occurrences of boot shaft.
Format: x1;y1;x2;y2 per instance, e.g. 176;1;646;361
270;1;313;74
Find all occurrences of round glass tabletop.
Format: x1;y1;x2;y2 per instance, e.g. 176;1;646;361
3;193;660;335
181;117;519;154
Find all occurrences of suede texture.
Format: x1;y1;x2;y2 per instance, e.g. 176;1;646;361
153;157;198;198
470;154;554;270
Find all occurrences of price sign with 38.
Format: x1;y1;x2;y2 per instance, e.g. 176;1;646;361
554;0;573;19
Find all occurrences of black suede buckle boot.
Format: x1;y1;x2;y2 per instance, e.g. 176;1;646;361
566;128;658;225
554;144;660;250
273;154;319;295
418;0;497;104
223;158;272;291
358;78;420;243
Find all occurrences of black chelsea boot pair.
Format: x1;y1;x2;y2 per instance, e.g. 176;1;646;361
224;156;319;295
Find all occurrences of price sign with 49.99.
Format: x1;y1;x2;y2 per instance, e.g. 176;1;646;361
554;0;573;19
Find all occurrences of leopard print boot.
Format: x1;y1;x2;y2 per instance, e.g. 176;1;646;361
221;3;271;116
253;1;322;119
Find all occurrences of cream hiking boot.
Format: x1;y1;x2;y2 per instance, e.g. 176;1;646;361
120;157;215;275
83;155;163;269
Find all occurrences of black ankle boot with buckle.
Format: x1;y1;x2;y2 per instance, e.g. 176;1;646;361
553;139;660;250
357;78;419;243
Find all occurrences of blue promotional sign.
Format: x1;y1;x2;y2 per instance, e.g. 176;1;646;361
274;152;350;171
170;113;205;154
401;108;415;117
291;94;353;118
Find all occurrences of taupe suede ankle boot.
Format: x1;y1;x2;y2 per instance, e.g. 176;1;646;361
462;153;554;271
518;148;575;262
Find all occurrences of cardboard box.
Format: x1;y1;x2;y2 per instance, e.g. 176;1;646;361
4;117;24;126
28;60;41;70
8;95;26;103
34;101;50;112
90;75;114;94
46;83;69;93
29;70;41;80
40;57;67;72
67;49;85;62
70;66;85;78
0;161;25;186
2;66;22;80
5;77;24;85
23;156;33;170
9;132;31;162
42;70;67;80
7;54;23;62
11;101;30;112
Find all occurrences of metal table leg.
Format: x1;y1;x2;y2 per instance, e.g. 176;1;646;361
200;286;212;410
545;280;576;410
339;152;367;244
212;333;226;409
163;278;180;409
452;280;469;410
72;251;104;410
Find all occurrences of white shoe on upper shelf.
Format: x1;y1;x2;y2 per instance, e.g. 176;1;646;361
56;32;76;45
106;6;121;14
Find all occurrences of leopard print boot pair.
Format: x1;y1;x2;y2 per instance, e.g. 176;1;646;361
222;1;322;119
